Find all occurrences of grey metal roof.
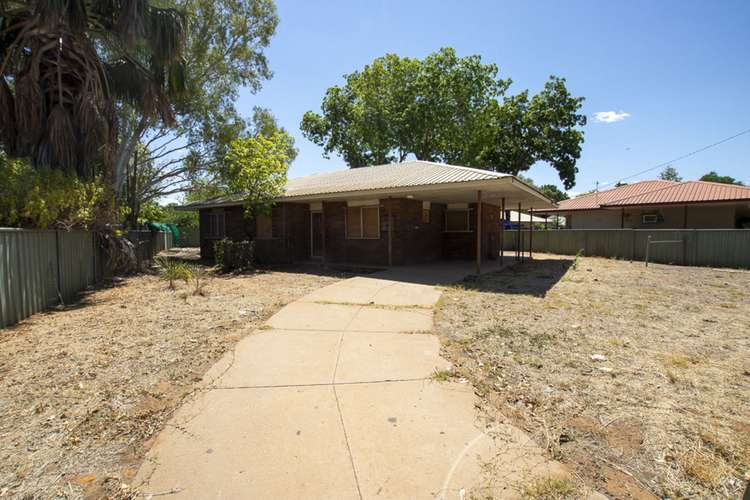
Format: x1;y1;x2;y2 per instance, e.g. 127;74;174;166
180;160;546;209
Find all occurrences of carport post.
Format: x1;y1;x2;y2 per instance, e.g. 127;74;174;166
500;197;505;265
517;203;522;262
387;197;393;266
529;207;533;259
476;190;482;275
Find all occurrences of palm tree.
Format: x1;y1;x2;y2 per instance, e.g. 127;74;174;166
0;0;186;180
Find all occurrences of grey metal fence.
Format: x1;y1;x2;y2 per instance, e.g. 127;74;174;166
1;228;173;328
501;229;750;269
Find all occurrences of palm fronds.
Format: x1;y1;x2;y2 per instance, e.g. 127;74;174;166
0;0;188;178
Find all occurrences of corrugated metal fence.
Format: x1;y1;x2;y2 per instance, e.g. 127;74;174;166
0;228;173;328
502;229;750;269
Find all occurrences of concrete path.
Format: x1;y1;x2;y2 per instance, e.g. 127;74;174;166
135;263;567;499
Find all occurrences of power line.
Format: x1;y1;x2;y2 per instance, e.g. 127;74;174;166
590;127;750;190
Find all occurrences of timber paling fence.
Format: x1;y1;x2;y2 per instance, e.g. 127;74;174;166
502;229;750;269
0;228;173;328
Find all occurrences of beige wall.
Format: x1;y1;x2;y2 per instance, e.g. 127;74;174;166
563;204;743;229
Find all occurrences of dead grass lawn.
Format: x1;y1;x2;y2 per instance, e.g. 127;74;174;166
0;262;344;499
437;254;750;499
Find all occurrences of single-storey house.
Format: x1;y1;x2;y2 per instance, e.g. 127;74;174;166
180;161;553;268
542;180;750;229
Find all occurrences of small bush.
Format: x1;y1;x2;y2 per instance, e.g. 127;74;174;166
156;257;192;289
189;264;209;296
214;239;255;272
522;477;579;499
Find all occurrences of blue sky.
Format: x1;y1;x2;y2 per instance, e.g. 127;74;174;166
236;0;750;195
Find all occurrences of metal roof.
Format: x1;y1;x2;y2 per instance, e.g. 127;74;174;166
181;161;552;209
603;181;750;206
282;160;508;198
550;180;678;211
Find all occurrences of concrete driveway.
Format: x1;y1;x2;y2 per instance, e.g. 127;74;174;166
135;263;566;499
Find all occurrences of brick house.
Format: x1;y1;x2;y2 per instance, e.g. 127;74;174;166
180;161;553;268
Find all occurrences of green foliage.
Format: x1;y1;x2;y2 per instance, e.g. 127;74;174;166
223;132;290;218
538;184;569;203
0;154;105;229
156;257;192;290
301;48;586;189
700;171;744;185
214;239;255;272
659;166;683;181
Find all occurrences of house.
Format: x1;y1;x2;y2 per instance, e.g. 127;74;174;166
179;161;553;268
542;180;750;229
503;210;563;229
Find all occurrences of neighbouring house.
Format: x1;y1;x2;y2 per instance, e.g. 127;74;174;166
541;180;750;229
503;210;564;229
179;161;553;267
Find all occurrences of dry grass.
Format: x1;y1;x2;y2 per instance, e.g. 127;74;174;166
437;254;750;499
0;262;345;498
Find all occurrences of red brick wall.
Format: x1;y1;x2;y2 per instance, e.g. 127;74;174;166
199;199;500;265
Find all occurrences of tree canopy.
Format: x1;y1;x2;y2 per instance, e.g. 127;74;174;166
0;0;187;178
659;166;682;181
538;184;570;203
700;171;744;185
223;131;291;218
301;48;586;189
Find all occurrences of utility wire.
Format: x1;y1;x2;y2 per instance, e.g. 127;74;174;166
590;127;750;190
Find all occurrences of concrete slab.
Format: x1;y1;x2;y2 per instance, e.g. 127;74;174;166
135;386;360;499
335;333;449;383
336;380;567;500
370;282;442;307
212;330;341;387
265;301;360;331
335;380;492;499
346;305;433;333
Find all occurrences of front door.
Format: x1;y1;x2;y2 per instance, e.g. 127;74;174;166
311;211;323;258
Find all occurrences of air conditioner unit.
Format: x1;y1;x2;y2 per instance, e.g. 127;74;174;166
642;214;659;224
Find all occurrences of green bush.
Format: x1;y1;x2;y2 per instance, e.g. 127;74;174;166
155;257;192;289
214;239;255;272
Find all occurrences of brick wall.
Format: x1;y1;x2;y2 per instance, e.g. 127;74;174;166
442;202;500;260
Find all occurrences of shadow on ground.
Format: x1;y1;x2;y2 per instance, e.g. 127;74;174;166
455;258;574;297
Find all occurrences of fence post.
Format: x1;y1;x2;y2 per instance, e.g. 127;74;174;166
630;229;636;262
54;230;64;304
645;235;651;267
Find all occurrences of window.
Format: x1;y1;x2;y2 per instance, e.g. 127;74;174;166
206;210;225;239
642;213;660;224
445;210;471;232
346;205;380;239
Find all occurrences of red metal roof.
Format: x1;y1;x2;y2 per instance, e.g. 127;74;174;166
553;180;678;211
603;181;750;206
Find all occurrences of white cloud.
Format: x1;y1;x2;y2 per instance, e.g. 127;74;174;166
594;111;631;123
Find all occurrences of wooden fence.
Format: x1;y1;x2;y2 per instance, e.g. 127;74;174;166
501;229;750;269
0;228;173;328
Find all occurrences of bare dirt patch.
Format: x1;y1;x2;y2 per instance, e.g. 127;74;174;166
436;254;750;499
0;263;345;498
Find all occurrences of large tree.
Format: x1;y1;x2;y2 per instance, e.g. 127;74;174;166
301;48;586;189
659;166;682;181
115;0;279;226
0;0;187;179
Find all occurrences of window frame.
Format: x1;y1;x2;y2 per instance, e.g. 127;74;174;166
205;209;225;239
444;209;472;233
346;205;381;240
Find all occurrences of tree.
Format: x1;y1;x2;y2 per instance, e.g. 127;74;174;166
700;171;744;185
301;48;586;189
115;0;280;226
223;131;291;218
659;166;682;181
0;0;187;179
538;184;569;203
0;153;105;229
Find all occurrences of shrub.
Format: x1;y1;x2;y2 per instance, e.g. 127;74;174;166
188;264;209;296
156;257;192;289
214;239;255;272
